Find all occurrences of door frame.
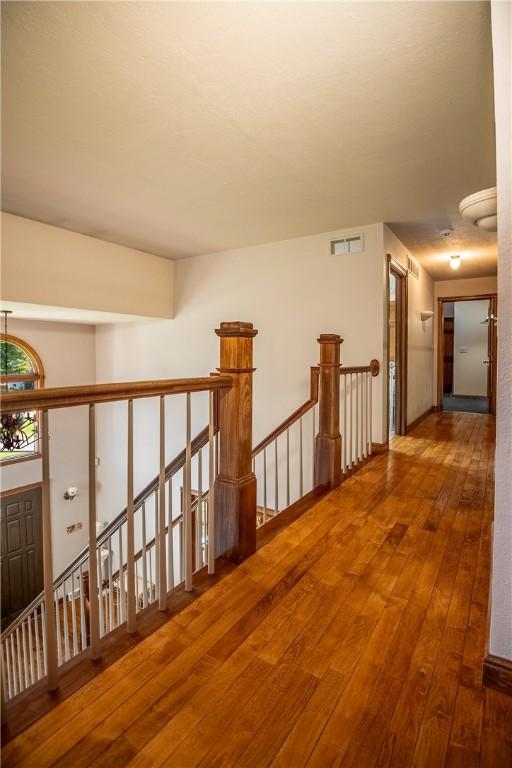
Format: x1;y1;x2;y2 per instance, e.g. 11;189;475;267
1;481;42;498
386;255;408;438
436;294;497;414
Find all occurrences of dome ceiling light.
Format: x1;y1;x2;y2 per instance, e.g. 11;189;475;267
450;254;462;270
459;187;497;231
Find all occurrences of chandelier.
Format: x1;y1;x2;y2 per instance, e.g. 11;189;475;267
0;310;38;455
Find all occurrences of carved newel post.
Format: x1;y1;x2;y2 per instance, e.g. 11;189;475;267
314;334;342;489
214;322;258;563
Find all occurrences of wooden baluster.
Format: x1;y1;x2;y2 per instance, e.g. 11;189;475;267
214;322;258;562
88;404;100;659
179;516;184;584
208;390;216;575
367;370;371;456
299;417;304;497
363;371;368;459
118;528;126;624
126;399;136;633
196;449;203;570
15;628;24;691
41;409;58;691
348;375;351;469
21;621;29;688
314;334;342;489
141;503;148;608
41;602;47;676
184;393;193;591
286;428;290;508
9;635;18;697
79;563;87;651
2;643;12;701
158;396;167;610
168;477;175;588
62;580;70;661
71;572;78;656
355;372;360;464
149;545;154;603
107;537;114;631
342;375;347;473
97;556;105;638
274;439;279;516
312;406;316;488
263;448;267;524
27;616;35;685
34;608;42;679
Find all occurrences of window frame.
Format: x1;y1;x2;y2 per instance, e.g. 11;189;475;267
0;333;45;466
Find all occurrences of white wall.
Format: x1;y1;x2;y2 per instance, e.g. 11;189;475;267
1;212;175;319
490;0;512;662
94;223;388;525
433;276;498;404
453;300;489;397
0;318;96;574
383;226;435;425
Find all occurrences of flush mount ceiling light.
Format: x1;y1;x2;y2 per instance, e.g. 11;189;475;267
459;187;497;231
449;254;462;270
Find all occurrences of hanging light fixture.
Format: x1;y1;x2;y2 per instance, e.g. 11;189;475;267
449;254;462;271
0;310;38;455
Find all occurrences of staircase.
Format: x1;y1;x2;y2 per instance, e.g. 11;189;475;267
1;323;380;705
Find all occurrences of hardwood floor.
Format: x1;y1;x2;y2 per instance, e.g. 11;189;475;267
2;412;510;767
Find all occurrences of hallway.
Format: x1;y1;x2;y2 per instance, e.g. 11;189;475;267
2;412;510;767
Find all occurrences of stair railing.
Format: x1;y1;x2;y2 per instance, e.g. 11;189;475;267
252;366;319;525
340;359;381;473
0;372;230;701
253;333;381;527
1;324;380;704
0;422;217;700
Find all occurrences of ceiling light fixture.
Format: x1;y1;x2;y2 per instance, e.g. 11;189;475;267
449;254;462;271
459;187;497;231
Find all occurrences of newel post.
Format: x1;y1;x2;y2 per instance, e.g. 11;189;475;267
314;334;342;489
214;321;258;563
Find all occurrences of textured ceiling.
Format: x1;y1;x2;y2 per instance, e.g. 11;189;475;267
390;218;497;281
1;1;496;274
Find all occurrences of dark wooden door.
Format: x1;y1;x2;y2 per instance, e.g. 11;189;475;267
1;485;43;630
443;317;454;394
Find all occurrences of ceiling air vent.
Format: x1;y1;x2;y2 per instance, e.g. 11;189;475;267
330;234;363;256
407;256;420;279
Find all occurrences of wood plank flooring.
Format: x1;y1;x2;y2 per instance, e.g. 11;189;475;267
2;412;510;767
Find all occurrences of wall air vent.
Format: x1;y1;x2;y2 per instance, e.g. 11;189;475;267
330;234;363;256
407;256;420;279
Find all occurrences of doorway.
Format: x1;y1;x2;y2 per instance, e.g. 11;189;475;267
437;295;497;415
1;483;43;630
387;257;408;439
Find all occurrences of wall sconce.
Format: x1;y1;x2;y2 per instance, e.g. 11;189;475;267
420;311;434;322
64;486;78;501
449;254;462;270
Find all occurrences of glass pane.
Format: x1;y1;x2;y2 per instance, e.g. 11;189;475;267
0;380;35;394
0;341;34;375
348;237;362;253
333;240;349;255
0;410;38;460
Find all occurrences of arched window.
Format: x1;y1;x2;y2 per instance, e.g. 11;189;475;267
0;334;44;463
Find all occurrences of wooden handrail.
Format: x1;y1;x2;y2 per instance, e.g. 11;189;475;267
340;359;380;377
252;367;319;456
0;375;233;413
